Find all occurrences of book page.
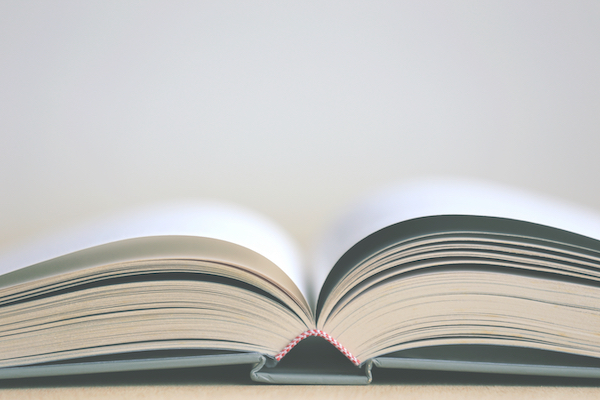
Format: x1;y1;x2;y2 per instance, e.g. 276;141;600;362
311;178;600;299
0;201;307;298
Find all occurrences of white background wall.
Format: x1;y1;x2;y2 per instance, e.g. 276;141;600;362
1;1;599;252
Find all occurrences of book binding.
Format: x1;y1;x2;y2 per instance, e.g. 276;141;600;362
275;329;360;366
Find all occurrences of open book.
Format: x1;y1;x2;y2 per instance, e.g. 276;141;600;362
3;179;600;384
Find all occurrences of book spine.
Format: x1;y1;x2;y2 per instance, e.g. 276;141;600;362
275;329;360;366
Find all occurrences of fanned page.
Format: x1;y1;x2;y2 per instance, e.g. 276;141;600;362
0;201;306;297
311;178;600;297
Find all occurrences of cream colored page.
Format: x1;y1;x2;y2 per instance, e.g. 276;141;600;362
311;178;600;295
0;202;306;297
